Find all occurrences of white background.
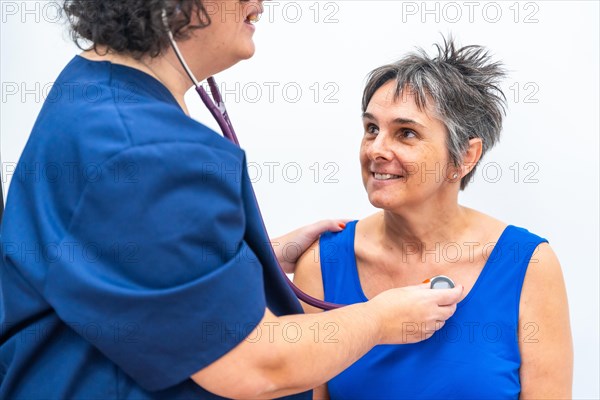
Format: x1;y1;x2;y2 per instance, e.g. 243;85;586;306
1;1;598;397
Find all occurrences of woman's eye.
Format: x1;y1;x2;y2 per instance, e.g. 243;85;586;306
402;129;417;139
366;124;379;135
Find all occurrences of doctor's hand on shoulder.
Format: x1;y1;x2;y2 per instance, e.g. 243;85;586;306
272;219;350;274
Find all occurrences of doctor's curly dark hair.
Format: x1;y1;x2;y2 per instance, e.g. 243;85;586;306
63;0;211;59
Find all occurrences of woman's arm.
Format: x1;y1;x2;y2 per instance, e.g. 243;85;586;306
293;240;326;313
519;243;573;398
293;239;331;399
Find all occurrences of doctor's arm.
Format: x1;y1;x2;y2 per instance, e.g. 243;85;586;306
191;255;461;399
518;243;573;399
65;143;459;398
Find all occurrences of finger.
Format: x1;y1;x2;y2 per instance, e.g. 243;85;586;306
402;283;431;291
309;219;351;235
321;219;352;231
432;285;464;306
438;303;457;320
409;279;443;289
424;320;445;335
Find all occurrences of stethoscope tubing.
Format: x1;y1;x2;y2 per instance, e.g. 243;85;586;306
165;18;341;310
198;80;342;310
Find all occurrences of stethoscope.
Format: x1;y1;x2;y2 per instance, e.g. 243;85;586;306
0;20;456;310
162;12;342;310
163;13;457;310
0;12;456;310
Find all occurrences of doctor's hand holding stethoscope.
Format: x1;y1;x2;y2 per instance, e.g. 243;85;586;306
0;1;463;399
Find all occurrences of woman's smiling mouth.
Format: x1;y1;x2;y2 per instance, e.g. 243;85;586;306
373;172;403;180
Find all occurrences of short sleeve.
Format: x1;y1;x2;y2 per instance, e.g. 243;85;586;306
43;142;267;391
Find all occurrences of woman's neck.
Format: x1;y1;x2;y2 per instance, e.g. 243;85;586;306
379;201;472;258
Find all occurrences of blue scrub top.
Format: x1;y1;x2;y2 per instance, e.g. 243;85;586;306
0;56;309;399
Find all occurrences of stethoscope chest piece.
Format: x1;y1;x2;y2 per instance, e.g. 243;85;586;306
430;275;455;289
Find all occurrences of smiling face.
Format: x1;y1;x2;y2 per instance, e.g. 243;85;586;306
213;0;263;60
360;80;459;211
180;0;264;77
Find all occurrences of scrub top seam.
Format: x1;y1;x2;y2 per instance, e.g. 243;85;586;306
108;64;135;147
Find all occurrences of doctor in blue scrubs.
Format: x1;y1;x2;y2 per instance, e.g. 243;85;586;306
0;1;463;399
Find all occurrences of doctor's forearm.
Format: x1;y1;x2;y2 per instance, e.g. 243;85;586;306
192;305;381;399
260;304;382;398
193;285;459;398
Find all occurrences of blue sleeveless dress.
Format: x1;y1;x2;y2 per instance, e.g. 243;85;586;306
320;221;547;399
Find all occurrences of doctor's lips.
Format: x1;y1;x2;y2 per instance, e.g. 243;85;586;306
246;14;260;24
245;9;263;24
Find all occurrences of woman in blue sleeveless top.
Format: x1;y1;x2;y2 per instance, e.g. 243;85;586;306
294;37;573;399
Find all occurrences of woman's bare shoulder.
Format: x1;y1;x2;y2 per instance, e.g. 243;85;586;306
463;207;508;239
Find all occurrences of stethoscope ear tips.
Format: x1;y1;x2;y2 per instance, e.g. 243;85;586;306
430;275;455;289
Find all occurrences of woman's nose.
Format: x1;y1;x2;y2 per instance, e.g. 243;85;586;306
368;132;393;161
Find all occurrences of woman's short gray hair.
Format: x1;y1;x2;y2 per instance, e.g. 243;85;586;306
362;36;507;190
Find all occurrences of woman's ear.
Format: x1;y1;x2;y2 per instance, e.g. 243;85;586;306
461;138;483;177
